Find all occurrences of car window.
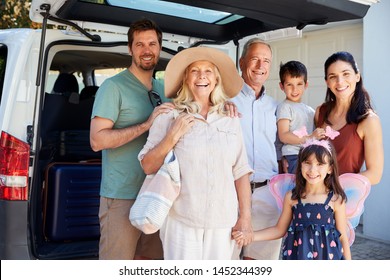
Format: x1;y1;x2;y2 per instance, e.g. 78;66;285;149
0;44;7;105
47;71;84;94
94;68;125;86
107;0;236;23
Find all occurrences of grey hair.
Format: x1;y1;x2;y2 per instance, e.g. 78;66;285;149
240;38;273;58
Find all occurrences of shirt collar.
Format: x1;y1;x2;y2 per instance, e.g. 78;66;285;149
242;82;266;99
184;110;221;123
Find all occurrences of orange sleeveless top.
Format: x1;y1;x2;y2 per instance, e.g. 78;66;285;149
317;105;364;174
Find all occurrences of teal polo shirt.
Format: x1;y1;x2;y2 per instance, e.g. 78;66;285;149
92;69;168;199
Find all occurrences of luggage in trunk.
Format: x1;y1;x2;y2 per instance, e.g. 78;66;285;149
43;162;101;242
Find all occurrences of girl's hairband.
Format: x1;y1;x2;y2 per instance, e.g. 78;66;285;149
301;138;333;154
293;125;340;154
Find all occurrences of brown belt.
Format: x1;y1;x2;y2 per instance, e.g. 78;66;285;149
250;180;268;192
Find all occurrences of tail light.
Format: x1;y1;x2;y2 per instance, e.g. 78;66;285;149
0;131;30;200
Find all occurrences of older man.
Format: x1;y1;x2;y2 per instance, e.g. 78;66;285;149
231;38;282;260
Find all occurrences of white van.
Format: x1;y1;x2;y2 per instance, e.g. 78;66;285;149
0;0;373;259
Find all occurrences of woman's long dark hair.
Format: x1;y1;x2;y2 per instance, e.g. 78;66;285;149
292;142;347;203
323;51;373;125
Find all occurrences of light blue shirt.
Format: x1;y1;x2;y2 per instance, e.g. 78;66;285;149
231;83;279;182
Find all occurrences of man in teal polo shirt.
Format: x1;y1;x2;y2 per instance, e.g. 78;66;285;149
90;18;174;260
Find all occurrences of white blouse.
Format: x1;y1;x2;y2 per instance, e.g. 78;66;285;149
138;110;252;229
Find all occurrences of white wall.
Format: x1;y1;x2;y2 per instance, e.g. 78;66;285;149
362;1;390;241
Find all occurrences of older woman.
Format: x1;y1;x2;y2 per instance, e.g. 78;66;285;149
315;51;383;185
138;47;253;260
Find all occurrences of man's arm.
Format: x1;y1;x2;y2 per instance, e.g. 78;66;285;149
90;116;149;152
90;103;174;152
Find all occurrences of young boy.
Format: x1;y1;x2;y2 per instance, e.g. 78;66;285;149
277;60;323;174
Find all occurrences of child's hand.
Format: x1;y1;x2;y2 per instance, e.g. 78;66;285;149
232;230;244;240
311;127;325;140
231;230;246;247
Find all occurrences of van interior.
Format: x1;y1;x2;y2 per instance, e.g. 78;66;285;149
30;42;171;259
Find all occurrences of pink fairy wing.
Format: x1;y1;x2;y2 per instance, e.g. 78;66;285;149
339;173;371;246
269;173;296;212
292;126;308;138
339;173;371;223
346;221;356;247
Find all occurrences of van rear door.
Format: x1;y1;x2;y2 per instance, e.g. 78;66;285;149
30;0;374;43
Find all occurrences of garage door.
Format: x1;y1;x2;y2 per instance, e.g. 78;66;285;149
266;22;363;110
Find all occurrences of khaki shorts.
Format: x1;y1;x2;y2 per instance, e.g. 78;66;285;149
99;197;163;260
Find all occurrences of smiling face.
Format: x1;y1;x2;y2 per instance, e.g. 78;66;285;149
325;60;361;102
301;153;332;187
239;42;272;93
279;74;308;103
129;29;161;71
185;60;218;102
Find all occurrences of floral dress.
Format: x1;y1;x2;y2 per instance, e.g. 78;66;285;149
282;191;344;260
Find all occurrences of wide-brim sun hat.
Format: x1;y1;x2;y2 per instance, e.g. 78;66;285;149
164;47;243;98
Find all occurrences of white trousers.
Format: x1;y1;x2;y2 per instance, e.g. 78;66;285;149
243;185;283;259
160;214;240;260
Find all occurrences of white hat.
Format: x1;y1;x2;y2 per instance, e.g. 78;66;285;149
164;47;243;98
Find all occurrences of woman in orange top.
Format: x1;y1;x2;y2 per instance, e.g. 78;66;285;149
315;51;383;185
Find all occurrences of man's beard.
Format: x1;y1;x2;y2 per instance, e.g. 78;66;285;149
135;57;157;71
139;63;156;71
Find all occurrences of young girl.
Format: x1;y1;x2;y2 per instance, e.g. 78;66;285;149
233;139;351;260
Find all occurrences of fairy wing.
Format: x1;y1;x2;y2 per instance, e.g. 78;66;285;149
339;173;371;246
269;173;296;212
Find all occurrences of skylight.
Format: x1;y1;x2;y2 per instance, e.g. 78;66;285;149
107;0;241;24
